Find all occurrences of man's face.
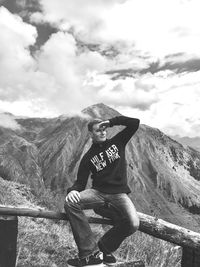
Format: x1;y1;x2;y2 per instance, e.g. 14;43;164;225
90;123;107;143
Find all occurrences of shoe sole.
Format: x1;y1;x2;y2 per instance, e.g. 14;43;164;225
104;261;144;267
67;263;104;267
68;261;143;267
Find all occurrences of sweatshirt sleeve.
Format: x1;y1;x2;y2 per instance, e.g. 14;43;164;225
67;155;90;194
109;116;140;145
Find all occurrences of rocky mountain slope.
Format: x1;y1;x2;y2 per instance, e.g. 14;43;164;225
171;135;200;152
1;103;200;231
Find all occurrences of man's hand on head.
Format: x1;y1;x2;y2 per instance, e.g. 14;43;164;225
66;190;80;203
98;120;110;130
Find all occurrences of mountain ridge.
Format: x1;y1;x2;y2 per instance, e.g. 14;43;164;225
171;135;200;152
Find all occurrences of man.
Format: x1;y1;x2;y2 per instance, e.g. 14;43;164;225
65;115;140;267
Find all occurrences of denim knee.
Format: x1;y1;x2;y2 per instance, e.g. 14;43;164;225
123;217;139;236
129;219;139;234
64;200;81;214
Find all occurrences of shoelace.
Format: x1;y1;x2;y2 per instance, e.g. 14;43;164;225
85;256;89;263
95;251;102;258
84;251;102;263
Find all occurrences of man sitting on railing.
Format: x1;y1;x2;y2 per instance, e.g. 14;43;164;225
65;115;140;267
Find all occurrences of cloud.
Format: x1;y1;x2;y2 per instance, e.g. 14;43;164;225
32;0;200;60
29;0;200;93
36;31;110;113
117;70;200;137
0;113;21;130
0;8;109;116
0;7;37;100
31;0;126;28
0;5;168;117
84;74;159;110
1;1;200;139
162;58;200;73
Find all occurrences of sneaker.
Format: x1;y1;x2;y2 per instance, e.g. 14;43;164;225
67;251;104;267
103;252;116;266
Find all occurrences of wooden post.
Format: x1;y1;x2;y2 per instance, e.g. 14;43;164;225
181;247;200;267
0;215;18;267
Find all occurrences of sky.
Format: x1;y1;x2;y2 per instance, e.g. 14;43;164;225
0;0;200;137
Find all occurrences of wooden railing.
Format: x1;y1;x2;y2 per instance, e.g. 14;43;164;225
0;206;200;266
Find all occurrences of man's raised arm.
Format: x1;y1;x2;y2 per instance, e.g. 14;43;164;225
99;116;140;145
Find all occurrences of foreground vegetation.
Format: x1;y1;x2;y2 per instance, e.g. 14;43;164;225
0;177;181;267
16;217;182;267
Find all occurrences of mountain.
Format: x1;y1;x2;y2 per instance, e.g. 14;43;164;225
171;135;200;152
1;103;200;232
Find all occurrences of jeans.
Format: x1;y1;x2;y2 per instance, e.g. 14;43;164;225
64;189;139;259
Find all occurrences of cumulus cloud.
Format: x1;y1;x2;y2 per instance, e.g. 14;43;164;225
36;31;110;113
0;113;21;130
117;70;200;137
84;74;159;110
32;0;200;61
0;7;37;99
0;7;110;116
31;0;126;30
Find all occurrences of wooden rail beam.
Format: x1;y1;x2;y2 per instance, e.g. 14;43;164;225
0;206;200;250
138;212;200;249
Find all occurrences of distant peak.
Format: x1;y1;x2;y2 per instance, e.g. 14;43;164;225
82;103;109;112
82;103;121;119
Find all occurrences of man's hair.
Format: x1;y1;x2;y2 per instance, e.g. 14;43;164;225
87;118;102;132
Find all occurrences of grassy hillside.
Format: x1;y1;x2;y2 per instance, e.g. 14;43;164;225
0;177;181;267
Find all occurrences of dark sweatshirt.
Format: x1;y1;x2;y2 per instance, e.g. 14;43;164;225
67;116;140;194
